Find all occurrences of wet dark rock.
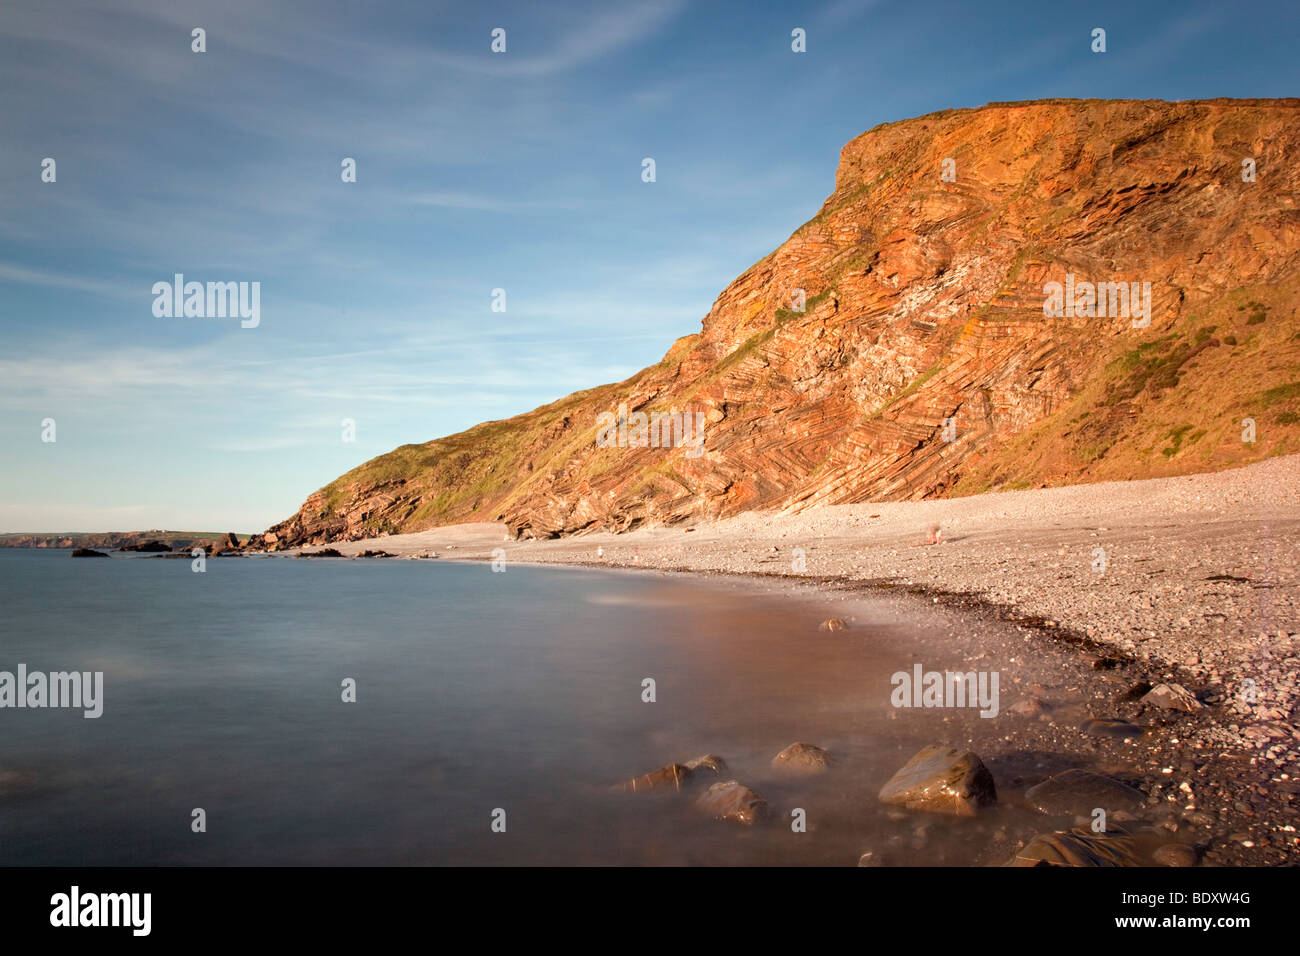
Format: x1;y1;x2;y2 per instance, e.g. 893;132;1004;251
1024;769;1146;816
694;781;768;824
878;745;997;816
1141;683;1203;712
771;742;836;775
611;763;692;793
356;550;394;558
1082;718;1143;739
1009;827;1144;867
1153;843;1199;867
683;754;728;778
298;548;344;558
70;548;108;558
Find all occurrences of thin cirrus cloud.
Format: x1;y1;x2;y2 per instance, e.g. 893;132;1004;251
408;191;585;213
0;262;138;300
407;0;688;78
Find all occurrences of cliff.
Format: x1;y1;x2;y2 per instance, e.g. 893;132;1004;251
250;98;1300;548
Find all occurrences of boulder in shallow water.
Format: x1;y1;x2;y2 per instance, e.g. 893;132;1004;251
771;742;836;775
1024;769;1146;816
611;763;692;793
878;745;996;816
695;781;768;824
70;548;108;558
1008;827;1143;867
683;754;728;778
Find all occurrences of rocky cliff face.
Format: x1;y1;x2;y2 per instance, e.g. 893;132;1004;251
252;98;1300;548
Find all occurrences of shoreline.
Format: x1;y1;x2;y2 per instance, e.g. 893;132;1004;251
286;454;1299;692
271;456;1300;864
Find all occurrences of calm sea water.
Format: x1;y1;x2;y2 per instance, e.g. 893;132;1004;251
0;549;1011;866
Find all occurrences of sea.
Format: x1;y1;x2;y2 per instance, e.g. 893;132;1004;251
0;548;1013;866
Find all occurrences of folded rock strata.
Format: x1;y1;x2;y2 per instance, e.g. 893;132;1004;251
251;98;1300;548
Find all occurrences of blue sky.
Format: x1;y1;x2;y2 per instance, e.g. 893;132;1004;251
2;0;1296;532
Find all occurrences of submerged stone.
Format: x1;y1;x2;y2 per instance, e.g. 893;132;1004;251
1153;843;1199;867
771;742;836;775
611;763;692;793
1010;697;1050;717
1024;769;1146;816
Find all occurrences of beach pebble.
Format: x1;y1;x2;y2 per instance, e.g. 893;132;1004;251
1142;683;1203;712
1153;844;1199;867
1082;718;1143;739
1010;696;1050;717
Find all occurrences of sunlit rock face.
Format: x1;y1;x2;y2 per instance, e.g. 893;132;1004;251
253;98;1300;548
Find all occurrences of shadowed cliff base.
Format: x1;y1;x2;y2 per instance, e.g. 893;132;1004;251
250;98;1300;550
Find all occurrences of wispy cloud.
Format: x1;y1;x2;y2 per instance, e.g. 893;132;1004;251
818;0;886;27
412;0;688;77
0;262;136;299
409;191;583;213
